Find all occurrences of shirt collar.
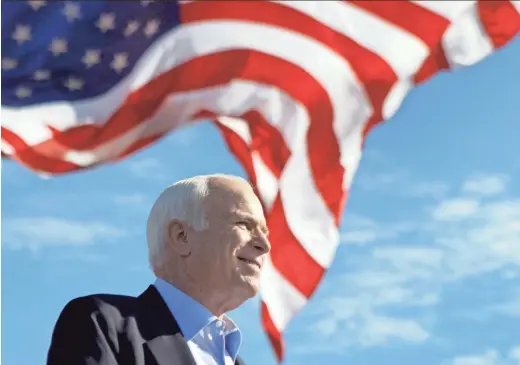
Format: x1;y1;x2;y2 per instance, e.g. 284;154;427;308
153;278;242;358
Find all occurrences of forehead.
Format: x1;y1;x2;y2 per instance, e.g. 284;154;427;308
205;184;264;219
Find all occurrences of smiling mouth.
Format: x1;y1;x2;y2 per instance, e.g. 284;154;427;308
238;257;261;269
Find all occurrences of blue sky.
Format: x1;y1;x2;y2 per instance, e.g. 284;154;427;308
2;36;519;365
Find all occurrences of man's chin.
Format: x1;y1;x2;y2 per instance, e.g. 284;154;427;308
239;277;260;297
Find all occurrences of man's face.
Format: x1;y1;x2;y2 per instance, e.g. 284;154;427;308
185;179;270;303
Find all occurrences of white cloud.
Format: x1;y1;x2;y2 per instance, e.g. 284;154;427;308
432;198;480;221
509;346;520;363
3;217;126;251
450;350;500;365
310;296;430;346
308;298;430;351
443;346;520;365
360;313;429;345
462;174;508;196
437;199;520;279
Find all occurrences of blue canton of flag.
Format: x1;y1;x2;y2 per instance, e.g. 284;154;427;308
1;0;180;107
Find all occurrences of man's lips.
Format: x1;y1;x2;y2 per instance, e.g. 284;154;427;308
238;257;261;269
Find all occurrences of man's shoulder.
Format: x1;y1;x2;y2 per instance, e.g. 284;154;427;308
60;291;141;322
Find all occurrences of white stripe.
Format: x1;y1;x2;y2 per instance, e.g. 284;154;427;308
1;117;54;146
442;3;494;67
1;140;14;155
276;1;430;79
63;121;158;166
217;114;287;214
280;147;340;268
337;126;364;190
513;1;520;14
260;255;307;331
411;1;477;21
382;80;413;121
217;116;252;145
251;152;279;214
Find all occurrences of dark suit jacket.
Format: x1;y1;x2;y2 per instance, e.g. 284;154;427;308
47;285;246;365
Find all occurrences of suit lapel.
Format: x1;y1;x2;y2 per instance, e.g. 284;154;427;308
137;286;197;365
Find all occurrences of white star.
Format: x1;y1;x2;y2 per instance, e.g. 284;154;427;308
49;38;68;56
63;2;81;22
15;86;32;98
140;0;154;6
124;21;140;37
28;0;46;11
33;69;51;81
96;13;116;33
82;49;101;68
111;53;129;73
144;19;160;38
12;25;32;44
2;58;18;70
64;76;84;91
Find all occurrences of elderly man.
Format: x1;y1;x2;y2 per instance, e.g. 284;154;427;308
47;174;271;365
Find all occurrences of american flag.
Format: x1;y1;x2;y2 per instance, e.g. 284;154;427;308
2;0;519;361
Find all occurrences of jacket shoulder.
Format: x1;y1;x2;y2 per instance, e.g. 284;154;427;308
59;292;139;324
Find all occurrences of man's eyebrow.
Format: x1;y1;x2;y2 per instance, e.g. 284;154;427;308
233;213;269;234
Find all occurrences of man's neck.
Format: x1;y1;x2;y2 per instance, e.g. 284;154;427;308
158;274;232;317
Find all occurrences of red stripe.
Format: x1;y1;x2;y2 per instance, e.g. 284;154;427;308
267;195;325;297
478;0;520;48
349;0;454;87
245;110;291;179
2;127;80;173
261;302;284;362
350;1;451;48
413;49;451;85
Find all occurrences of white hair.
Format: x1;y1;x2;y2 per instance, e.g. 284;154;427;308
146;174;245;269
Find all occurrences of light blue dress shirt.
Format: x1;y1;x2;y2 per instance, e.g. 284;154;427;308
154;278;242;365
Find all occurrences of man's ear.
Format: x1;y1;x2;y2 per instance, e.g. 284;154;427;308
165;219;191;257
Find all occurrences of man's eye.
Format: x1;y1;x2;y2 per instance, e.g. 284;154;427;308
236;221;249;228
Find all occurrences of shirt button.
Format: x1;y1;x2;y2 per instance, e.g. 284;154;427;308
216;320;223;328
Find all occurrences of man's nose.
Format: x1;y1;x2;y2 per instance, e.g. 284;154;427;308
253;232;271;254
